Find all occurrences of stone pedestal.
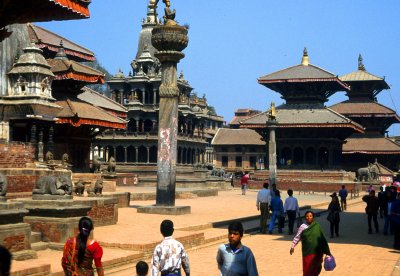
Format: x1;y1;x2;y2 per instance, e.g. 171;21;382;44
0;201;29;224
0;223;37;260
137;205;191;215
0;202;36;260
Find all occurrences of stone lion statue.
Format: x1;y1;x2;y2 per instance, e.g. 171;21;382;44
92;155;102;173
45;151;54;163
62;153;70;167
87;178;103;197
107;156;116;173
0;172;7;197
33;175;72;196
73;179;85;196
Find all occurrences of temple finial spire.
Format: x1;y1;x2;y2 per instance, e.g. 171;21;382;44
55;40;68;60
358;54;366;71
301;47;309;66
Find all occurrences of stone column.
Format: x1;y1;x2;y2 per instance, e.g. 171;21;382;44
124;146;128;163
48;125;54;154
146;146;150;164
38;128;44;162
151;19;188;207
135;146;139;163
268;119;278;188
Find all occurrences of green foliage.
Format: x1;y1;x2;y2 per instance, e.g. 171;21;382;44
207;105;217;116
83;60;112;94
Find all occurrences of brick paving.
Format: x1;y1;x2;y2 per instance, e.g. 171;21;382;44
9;187;400;275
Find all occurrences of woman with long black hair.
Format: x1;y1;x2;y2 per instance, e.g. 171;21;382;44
62;216;104;276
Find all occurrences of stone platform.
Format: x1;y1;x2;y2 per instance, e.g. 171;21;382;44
8;188;400;275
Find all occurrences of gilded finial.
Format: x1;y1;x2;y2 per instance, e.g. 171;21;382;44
358;54;366;71
301;47;309;66
269;102;276;120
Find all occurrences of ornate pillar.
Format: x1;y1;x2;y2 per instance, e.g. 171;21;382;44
38;128;44;162
48;125;54;153
267;103;278;188
124;146;128;163
153;89;157;105
135;120;139;133
152;17;188;206
135;146;139;163
146;146;150;163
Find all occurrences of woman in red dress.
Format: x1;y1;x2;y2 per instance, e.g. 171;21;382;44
61;217;104;276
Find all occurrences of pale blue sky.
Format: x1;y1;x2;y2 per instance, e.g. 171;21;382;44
38;0;400;134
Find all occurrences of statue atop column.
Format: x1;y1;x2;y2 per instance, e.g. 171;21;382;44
149;0;176;25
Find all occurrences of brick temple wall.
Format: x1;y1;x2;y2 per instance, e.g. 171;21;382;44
0;142;35;168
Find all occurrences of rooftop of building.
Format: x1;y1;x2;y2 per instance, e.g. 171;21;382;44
211;128;264;146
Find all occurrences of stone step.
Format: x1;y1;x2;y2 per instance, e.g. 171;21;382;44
30;231;42;243
31;241;49;251
12;249;38;261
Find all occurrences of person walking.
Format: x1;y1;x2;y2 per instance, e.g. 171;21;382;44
216;221;258;276
383;188;396;235
268;190;284;234
240;172;249;195
363;190;380;234
61;216;104;276
290;211;332;276
327;192;341;238
338;185;348;211
284;189;300;235
256;182;272;234
390;192;400;250
151;220;190;276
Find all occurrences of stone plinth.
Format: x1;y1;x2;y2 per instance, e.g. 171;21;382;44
32;194;73;200
0;201;29;224
0;223;37;260
24;216;80;243
136;205;191;215
18;197;119;226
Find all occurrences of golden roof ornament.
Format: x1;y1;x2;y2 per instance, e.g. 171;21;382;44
268;102;276;120
301;47;309;66
358;54;366;71
149;0;176;25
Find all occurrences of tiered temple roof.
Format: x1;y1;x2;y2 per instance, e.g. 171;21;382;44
27;23;95;61
330;55;400;169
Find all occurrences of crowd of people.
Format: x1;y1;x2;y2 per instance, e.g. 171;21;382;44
2;180;400;275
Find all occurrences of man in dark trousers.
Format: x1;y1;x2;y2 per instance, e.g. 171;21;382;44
363;190;380;234
256;182;271;234
284;189;300;235
338;185;348;211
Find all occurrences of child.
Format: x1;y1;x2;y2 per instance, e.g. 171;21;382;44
136;260;149;276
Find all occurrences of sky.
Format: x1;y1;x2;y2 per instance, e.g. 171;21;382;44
38;0;400;134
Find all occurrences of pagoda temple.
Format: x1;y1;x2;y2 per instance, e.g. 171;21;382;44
94;1;224;168
330;55;400;171
240;49;364;170
0;24;126;171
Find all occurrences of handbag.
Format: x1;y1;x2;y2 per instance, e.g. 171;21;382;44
324;255;336;271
